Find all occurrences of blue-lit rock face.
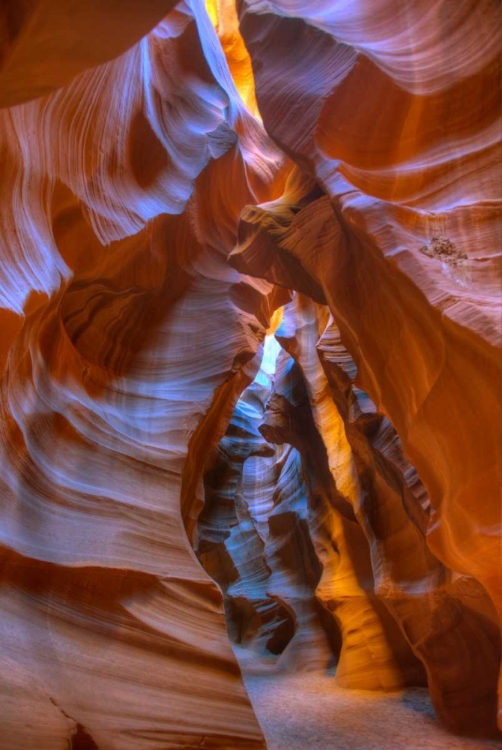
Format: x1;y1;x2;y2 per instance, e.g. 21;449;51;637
0;0;500;746
207;294;499;734
199;307;426;685
198;333;336;670
0;2;286;746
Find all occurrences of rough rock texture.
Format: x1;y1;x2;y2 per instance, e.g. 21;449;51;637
198;336;339;673
204;292;500;733
230;0;501;734
234;1;501;614
0;0;500;746
276;295;500;731
0;2;288;747
259;338;424;689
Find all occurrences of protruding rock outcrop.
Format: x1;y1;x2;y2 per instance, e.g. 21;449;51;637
0;0;500;745
0;2;289;746
234;1;501;650
277;295;500;733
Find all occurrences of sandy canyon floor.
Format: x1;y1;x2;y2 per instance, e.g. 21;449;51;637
242;670;502;750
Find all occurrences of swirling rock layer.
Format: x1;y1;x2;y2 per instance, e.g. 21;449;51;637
0;0;500;746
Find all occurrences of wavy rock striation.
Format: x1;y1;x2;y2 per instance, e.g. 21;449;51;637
0;0;500;746
232;0;501;734
0;2;288;747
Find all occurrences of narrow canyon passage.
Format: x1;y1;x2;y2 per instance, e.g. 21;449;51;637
0;1;500;749
196;298;501;747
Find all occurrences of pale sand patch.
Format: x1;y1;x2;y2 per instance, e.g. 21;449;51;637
241;670;502;750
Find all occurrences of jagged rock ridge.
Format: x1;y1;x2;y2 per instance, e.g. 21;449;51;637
0;0;500;747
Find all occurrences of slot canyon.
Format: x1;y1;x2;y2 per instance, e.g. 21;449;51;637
0;1;500;748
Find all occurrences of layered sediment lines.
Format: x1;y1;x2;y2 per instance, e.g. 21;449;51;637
204;293;499;733
0;0;500;746
232;0;501;732
0;2;287;747
235;0;501;604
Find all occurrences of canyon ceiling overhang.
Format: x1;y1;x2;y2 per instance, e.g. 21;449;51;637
0;1;500;748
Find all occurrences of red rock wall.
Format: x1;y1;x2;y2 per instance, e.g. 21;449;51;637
0;0;500;744
232;0;501;732
0;2;288;746
204;292;499;733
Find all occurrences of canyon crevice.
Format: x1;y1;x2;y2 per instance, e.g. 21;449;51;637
0;1;500;748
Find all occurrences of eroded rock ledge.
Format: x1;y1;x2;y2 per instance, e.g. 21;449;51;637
0;0;500;747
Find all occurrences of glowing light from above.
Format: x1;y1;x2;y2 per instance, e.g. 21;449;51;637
253;306;284;388
268;306;283;336
261;334;281;377
253;334;281;389
206;0;219;28
204;0;262;120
